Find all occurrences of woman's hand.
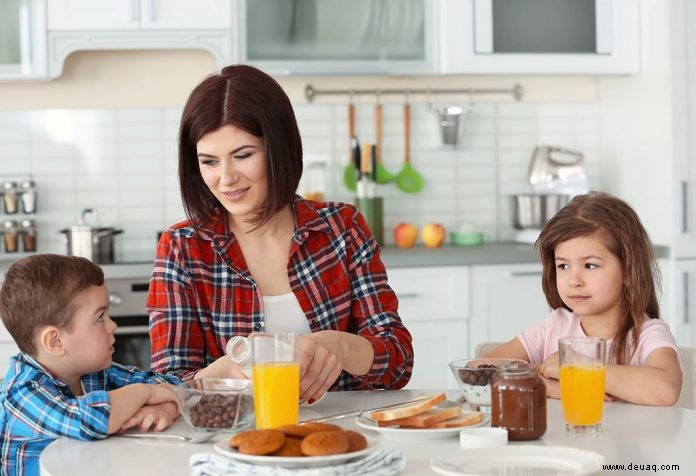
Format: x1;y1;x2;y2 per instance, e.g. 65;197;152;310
196;355;248;380
539;351;560;380
119;402;179;433
298;331;345;403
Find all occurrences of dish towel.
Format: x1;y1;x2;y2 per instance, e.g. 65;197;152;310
189;449;405;476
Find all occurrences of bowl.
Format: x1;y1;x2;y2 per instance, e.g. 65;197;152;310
509;193;572;229
448;358;525;407
173;378;254;432
450;231;484;246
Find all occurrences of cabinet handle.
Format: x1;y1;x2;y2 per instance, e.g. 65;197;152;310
398;292;419;299
684;272;690;324
682;181;689;233
510;271;542;277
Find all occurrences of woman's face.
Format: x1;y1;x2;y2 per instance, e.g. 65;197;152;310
196;124;267;222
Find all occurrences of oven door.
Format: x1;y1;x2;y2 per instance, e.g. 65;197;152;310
113;317;151;369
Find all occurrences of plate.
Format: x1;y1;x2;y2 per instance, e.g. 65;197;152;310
213;436;379;469
430;446;605;476
355;413;490;441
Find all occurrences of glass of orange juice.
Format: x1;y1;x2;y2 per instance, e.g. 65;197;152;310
559;337;607;434
250;333;300;429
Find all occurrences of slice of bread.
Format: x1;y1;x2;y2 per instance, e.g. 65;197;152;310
370;393;446;422
427;411;485;428
376;405;462;428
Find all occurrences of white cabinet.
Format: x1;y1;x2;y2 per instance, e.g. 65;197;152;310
238;0;437;75
440;0;640;74
388;266;469;389
468;263;550;347
0;0;47;80
673;259;696;347
45;0;233;78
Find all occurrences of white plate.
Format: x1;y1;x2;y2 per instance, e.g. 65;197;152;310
430;446;605;476
213;435;379;469
355;413;490;441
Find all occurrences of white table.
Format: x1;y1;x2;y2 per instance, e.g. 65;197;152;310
40;389;696;475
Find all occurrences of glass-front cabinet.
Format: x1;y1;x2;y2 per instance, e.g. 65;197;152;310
239;0;436;74
0;0;46;80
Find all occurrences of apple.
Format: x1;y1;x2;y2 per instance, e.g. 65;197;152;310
393;222;418;248
422;223;446;248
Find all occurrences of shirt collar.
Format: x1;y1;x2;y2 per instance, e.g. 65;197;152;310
17;353;72;389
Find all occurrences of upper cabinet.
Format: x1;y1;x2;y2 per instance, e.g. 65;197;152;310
0;0;46;80
45;0;234;78
238;0;437;75
440;0;640;74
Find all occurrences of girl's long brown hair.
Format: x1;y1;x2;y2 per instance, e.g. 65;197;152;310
535;192;660;365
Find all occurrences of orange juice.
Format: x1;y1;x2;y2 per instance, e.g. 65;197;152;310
252;362;300;429
560;365;606;425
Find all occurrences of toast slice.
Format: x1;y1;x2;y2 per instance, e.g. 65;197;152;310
376;405;462;428
370;393;447;422
427;411;485;428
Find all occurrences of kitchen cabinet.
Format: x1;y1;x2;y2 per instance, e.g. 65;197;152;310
387;266;469;389
0;0;47;80
468;263;550;347
673;259;696;347
238;0;437;75
45;0;233;78
440;0;640;74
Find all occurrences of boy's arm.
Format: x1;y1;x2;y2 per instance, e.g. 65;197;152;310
119;402;180;433
106;383;174;434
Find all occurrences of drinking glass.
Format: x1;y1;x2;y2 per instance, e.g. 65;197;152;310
250;333;300;429
559;337;607;434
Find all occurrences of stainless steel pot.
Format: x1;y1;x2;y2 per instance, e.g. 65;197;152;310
510;194;572;230
60;208;123;264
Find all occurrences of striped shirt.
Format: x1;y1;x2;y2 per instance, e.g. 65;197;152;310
148;197;413;390
0;353;180;476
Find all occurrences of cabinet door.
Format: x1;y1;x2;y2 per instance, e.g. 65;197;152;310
469;264;550;347
0;0;46;79
388;266;469;321
140;0;232;30
47;0;139;30
440;0;639;74
673;260;696;347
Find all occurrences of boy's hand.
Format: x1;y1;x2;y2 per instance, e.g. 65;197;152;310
146;383;175;406
119;402;179;432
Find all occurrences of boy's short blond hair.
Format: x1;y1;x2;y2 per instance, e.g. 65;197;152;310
0;254;104;355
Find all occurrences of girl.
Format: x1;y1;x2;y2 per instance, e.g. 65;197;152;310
485;192;682;405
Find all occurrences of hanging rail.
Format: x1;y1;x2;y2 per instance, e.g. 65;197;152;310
304;83;523;102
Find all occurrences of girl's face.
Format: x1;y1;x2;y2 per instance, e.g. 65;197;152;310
196;124;268;223
554;235;624;321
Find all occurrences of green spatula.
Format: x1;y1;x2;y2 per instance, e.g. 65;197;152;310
395;103;424;193
343;103;357;191
374;103;394;184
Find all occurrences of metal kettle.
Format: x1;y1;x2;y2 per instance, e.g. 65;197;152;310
60;208;123;264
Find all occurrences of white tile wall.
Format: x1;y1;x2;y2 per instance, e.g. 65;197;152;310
0;101;600;261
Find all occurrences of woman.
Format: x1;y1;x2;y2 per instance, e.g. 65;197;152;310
147;65;413;402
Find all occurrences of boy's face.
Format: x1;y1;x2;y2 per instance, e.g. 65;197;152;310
60;284;118;375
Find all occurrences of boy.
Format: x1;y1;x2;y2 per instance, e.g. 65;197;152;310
0;254;181;476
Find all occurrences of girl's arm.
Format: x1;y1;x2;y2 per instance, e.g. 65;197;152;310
604;347;682;406
481;337;530;361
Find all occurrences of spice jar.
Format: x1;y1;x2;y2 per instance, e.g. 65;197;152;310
2;181;19;214
491;362;547;440
20;219;37;252
3;220;19;253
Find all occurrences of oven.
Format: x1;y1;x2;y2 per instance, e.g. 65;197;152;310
106;276;152;369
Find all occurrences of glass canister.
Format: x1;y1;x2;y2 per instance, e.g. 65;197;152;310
20;219;37;252
2;220;20;253
491;361;547;440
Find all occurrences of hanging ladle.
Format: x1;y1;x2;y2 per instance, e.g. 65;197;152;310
395;98;424;193
374;95;394;184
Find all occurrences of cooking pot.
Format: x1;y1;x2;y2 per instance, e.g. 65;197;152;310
60;208;122;264
510;194;572;230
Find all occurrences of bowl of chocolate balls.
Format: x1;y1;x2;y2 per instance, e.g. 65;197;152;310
448;358;525;411
173;378;254;432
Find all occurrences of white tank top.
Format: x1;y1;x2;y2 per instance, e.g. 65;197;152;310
262;292;311;334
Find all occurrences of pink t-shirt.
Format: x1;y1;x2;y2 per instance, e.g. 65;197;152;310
518;308;681;367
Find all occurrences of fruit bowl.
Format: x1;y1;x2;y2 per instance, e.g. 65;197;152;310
448;358;525;408
173;378;254;432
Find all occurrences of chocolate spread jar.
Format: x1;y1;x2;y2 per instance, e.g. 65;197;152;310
491;362;547;440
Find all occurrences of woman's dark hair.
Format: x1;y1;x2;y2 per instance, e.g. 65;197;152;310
536;191;660;365
178;64;303;228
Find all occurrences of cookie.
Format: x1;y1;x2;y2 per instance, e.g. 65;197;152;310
301;422;343;433
228;430;254;448
272;437;304;457
344;430;368;452
235;429;286;456
300;430;349;456
277;424;315;438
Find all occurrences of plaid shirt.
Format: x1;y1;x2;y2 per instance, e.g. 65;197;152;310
148;197;413;390
0;353;180;476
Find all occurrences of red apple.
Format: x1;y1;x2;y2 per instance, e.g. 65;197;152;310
422;223;446;248
393;222;418;248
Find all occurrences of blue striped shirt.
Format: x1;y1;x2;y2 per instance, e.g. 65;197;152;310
0;353;180;476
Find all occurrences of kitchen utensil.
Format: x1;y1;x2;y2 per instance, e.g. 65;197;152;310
510;193;572;230
435;106;469;146
528;145;586;191
374;103;394;184
117;430;220;444
395;102;424;193
173;378;254;432
59;208;123;264
448;358;526;411
343;103;358;191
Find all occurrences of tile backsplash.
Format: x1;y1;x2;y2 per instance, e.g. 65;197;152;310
0;101;599;262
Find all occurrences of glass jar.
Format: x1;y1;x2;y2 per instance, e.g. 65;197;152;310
2;219;19;253
491;362;547;440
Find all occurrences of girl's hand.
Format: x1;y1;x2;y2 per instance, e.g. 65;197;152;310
298;331;344;403
540;375;560;399
540;352;560;380
119;402;179;433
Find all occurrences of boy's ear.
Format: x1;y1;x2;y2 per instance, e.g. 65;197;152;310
38;326;65;356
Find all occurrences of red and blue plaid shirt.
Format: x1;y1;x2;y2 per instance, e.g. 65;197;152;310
0;353;180;476
148;197;413;390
